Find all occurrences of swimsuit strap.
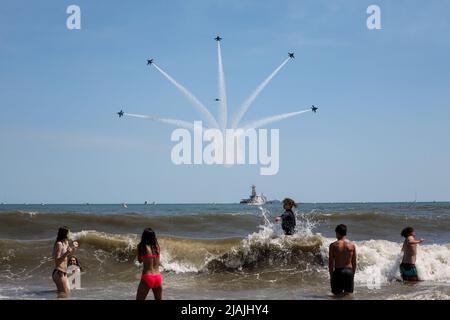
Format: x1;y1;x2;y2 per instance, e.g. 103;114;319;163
52;241;68;257
141;253;160;259
140;245;160;260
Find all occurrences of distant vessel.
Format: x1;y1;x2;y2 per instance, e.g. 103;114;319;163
240;185;267;205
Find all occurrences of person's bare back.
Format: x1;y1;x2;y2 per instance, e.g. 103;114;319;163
399;227;423;282
330;239;356;270
402;235;423;264
328;224;357;296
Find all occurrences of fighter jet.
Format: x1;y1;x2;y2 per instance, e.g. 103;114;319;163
311;105;318;113
288;52;295;59
117;110;124;118
214;36;222;41
147;59;154;65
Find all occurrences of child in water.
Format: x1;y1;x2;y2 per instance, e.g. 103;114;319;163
400;226;424;282
67;255;83;290
68;256;83;272
275;198;297;235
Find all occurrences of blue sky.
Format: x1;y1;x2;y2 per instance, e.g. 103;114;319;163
1;0;449;203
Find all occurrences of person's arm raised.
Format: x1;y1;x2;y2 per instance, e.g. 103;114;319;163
408;236;424;245
54;242;72;265
275;212;285;222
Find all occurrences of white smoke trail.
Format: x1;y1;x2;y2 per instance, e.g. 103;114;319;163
124;113;195;131
240;109;311;131
217;42;228;132
231;57;291;129
152;64;219;129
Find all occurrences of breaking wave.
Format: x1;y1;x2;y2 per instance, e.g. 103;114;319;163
1;208;449;287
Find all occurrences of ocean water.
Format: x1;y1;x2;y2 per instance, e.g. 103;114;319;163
0;202;449;300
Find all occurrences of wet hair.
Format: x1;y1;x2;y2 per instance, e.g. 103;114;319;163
401;227;414;238
282;198;297;208
335;224;347;236
138;228;160;257
55;226;70;244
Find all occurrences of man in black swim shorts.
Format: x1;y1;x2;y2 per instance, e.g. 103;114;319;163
328;224;357;296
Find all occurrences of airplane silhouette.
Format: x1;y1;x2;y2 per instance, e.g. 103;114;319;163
215;98;221;101
214;36;222;41
147;59;154;65
311;105;318;113
117;110;124;118
288;52;295;59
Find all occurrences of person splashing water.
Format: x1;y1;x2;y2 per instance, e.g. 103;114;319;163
275;198;297;235
400;226;424;282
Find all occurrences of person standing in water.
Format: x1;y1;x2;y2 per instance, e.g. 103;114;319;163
136;228;162;300
275;198;297;235
400;227;424;282
328;224;357;296
52;226;78;297
68;256;83;272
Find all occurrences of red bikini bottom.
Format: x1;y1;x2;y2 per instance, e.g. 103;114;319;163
141;274;162;289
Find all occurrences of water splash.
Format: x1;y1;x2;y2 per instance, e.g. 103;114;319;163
152;63;219;129
231;57;291;129
258;206;274;228
258;207;321;237
217;42;228;132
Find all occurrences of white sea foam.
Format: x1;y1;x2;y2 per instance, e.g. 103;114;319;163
319;237;450;285
388;289;450;300
18;210;38;217
67;226;450;284
159;252;200;273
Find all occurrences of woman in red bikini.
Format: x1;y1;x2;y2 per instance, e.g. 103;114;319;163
136;227;162;300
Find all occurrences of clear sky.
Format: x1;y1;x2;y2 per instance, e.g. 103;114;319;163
1;0;449;203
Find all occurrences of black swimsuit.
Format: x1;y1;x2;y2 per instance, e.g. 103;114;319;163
281;209;296;235
331;268;354;294
52;269;67;277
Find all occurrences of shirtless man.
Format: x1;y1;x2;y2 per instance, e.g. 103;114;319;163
328;224;357;296
400;227;424;282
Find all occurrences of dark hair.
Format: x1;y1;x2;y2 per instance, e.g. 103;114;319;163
55;226;70;244
335;224;347;236
282;198;297;208
138;228;159;257
401;227;414;238
68;255;83;271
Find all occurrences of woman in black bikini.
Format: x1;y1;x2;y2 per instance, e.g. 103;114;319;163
52;226;78;297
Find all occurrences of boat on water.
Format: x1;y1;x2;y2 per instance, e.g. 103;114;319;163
240;185;267;205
